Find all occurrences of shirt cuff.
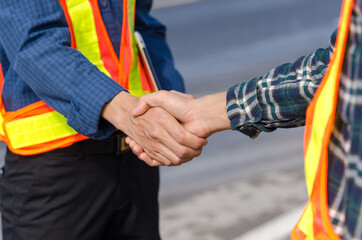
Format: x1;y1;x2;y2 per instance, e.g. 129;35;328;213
226;79;276;138
66;68;126;139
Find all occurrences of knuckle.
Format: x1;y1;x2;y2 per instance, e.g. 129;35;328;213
146;160;155;167
153;91;165;102
193;139;204;149
138;95;148;105
159;90;167;96
195;149;202;157
148;128;161;138
150;161;160;167
152;152;171;166
175;132;186;145
173;158;183;166
151;110;166;123
176;147;189;158
158;114;168;125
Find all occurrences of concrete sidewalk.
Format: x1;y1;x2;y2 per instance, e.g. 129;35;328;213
159;167;307;240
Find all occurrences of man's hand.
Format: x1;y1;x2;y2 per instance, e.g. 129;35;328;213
132;91;210;138
102;91;207;166
127;90;231;165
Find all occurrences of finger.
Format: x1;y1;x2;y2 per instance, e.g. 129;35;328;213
164;115;207;150
128;139;144;156
125;136;132;144
139;134;176;166
140;122;195;166
129;106;180;165
134;91;194;125
140;103;203;150
132;99;152;117
152;111;205;162
126;137;158;164
139;153;164;167
143;146;175;166
133;107;203;166
151;147;195;166
128;140;170;166
126;137;138;155
159;109;207;151
132;91;166;117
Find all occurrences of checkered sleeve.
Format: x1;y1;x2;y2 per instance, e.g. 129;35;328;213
226;30;337;138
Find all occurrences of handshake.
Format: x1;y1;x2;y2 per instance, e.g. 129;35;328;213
103;90;230;167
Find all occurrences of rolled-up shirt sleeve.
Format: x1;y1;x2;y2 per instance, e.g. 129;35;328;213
0;0;125;139
226;30;337;138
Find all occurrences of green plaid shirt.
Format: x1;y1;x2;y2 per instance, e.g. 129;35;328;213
226;1;362;238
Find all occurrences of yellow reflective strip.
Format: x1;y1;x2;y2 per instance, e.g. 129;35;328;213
128;53;144;97
128;64;149;97
304;0;351;196
297;1;353;238
126;0;145;97
304;63;339;195
298;203;314;239
65;0;111;77
5;112;77;149
0;113;5;137
131;90;151;98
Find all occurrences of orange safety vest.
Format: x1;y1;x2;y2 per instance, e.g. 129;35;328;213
291;0;354;239
0;0;157;156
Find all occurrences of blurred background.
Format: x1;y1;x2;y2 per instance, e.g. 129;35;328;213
0;0;341;240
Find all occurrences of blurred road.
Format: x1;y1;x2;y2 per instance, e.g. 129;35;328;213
152;0;341;239
0;0;341;240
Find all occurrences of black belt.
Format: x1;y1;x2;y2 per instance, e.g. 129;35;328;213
48;131;130;156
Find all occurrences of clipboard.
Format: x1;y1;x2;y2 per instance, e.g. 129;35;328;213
135;31;162;91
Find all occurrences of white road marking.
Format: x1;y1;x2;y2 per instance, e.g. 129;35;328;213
232;205;306;240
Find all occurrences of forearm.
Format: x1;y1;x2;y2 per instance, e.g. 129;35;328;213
195;92;230;136
227;30;337;138
0;0;125;138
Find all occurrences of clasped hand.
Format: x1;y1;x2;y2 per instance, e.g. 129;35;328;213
126;90;230;167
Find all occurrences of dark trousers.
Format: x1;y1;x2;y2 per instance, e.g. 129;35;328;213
0;136;160;240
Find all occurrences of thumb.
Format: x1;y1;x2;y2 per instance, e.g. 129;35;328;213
132;92;165;117
132;100;151;117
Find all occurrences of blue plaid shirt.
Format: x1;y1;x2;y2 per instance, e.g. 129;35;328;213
227;1;362;238
0;0;184;139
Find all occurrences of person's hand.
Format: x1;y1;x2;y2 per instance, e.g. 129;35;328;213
132;90;210;138
102;91;207;166
126;90;231;165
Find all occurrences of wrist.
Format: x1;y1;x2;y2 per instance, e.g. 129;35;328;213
197;92;230;136
102;91;138;132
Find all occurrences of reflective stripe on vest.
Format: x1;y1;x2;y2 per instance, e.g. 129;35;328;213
0;63;6;142
60;0;157;96
0;0;157;155
291;0;354;239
